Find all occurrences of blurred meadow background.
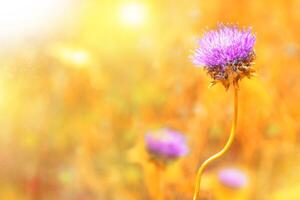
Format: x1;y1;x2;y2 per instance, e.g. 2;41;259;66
0;0;300;199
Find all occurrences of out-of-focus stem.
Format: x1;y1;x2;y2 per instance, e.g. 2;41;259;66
193;87;239;200
155;164;164;200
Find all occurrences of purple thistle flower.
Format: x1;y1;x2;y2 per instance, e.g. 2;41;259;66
191;24;256;88
145;128;189;161
218;168;248;189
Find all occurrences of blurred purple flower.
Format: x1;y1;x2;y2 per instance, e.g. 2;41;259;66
218;168;248;189
145;128;189;160
191;24;256;88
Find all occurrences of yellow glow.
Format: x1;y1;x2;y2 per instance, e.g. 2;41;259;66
0;0;68;38
49;44;91;67
61;49;90;67
119;2;147;27
59;48;91;67
68;51;90;66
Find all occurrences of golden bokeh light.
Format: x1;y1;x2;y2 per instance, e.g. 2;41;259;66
60;48;91;67
50;45;91;67
119;2;148;27
66;50;90;67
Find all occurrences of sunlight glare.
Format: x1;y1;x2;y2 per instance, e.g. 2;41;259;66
119;2;147;27
0;0;68;39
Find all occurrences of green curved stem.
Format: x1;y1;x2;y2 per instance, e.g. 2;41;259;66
193;87;239;200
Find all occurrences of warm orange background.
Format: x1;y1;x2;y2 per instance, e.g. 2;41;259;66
0;0;299;199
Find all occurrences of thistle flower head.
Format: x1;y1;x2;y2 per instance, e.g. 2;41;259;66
191;24;256;88
218;168;248;189
145;128;189;163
